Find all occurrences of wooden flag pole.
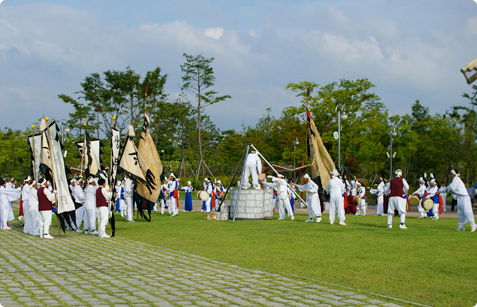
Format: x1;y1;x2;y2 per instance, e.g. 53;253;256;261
79;122;87;179
109;116;117;237
44;117;61;237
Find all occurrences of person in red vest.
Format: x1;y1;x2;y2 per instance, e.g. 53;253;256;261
96;178;113;238
37;178;56;239
384;169;409;229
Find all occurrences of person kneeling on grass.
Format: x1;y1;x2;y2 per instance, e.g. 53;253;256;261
95;178;113;238
384;169;409;229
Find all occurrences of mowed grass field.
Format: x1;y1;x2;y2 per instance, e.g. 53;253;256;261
111;211;477;307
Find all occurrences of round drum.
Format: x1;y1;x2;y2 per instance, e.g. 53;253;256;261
198;191;209;201
353;196;360;205
218;193;226;200
409;195;419;206
257;173;266;181
423;198;433;210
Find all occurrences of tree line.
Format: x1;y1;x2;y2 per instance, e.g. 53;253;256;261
2;53;477;188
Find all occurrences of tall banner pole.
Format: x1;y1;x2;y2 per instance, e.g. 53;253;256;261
109;116;117;237
79;122;87;179
232;145;249;224
44;117;61;237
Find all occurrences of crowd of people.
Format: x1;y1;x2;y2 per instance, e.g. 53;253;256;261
1;167;476;238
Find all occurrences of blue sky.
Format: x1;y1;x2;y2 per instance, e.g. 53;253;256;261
1;0;477;132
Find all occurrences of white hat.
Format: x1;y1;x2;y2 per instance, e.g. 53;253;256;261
277;174;284;178
419;177;425;183
187;181;191;185
24;176;32;183
357;181;362;186
303;173;310;180
78;178;84;183
31;180;36;186
204;178;210;183
330;169;339;177
39;178;47;186
70;178;76;183
430;179;437;186
170;173;176;178
217;180;222;184
87;177;95;184
451;169;459;176
395;169;402;177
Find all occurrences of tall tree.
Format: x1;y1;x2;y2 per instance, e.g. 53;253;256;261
180;53;231;178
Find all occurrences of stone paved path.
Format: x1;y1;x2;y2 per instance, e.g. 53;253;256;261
0;221;423;307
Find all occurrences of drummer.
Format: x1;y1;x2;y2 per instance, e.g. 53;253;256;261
412;177;428;218
427;179;441;220
160;178;170;215
356;182;366;216
203;178;213;213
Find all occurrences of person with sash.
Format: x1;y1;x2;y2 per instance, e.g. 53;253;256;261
203;178;213;213
412;177;428;218
214;180;224;211
439;182;447;213
326;169;346;225
160;178;170;215
447;169;476;232
96;178;112;238
427;179;441;220
384;169;409;229
287;178;296;213
37;178;56;238
21;176;33;234
169;173;179;216
181;181;194;211
295;174;321;223
356;182;366;216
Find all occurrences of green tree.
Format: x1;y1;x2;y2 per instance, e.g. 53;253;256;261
180;53;231;178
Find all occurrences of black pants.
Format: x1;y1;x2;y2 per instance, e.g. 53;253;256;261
451;198;457;211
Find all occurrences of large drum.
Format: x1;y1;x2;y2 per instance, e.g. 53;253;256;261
257;173;266;181
198;191;209;201
409;195;419;206
353;196;360;205
422;198;433;210
218;192;226;200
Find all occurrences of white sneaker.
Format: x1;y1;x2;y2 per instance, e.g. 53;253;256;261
290;216;294;221
305;218;313;222
316;217;322;223
457;226;465;231
471;225;477;232
339;221;347;226
330;221;334;225
101;234;111;238
277;218;284;220
399;224;407;229
433;217;439;220
90;230;99;235
84;230;89;235
75;229;84;233
3;226;11;230
43;234;54;239
387;224;392;229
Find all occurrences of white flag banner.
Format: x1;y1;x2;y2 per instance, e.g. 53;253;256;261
28;134;42;182
110;127;121;182
76;139;101;166
47;122;75;214
119;125;146;182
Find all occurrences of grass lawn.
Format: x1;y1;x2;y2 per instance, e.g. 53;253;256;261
110;211;477;307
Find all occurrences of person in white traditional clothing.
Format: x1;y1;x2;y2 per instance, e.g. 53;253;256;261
384;169;409;229
96;178;112;238
356;182;366;216
84;177;98;235
439;182;447;213
427;179;441;220
29;181;40;236
412;177;428;218
37;178;56;238
169;173;179;217
6;177;17;223
22;176;33;234
242;151;262;189
369;176;386;216
267;174;294;221
124;175;134;222
446;169;476;232
203;178;213;213
295;173;321;223
350;176;358;197
72;179;86;231
0;178;21;230
326;169;346;225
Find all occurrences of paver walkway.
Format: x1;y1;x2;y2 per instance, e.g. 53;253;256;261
0;221;424;307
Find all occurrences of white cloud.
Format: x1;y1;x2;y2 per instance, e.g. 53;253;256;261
204;27;224;40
